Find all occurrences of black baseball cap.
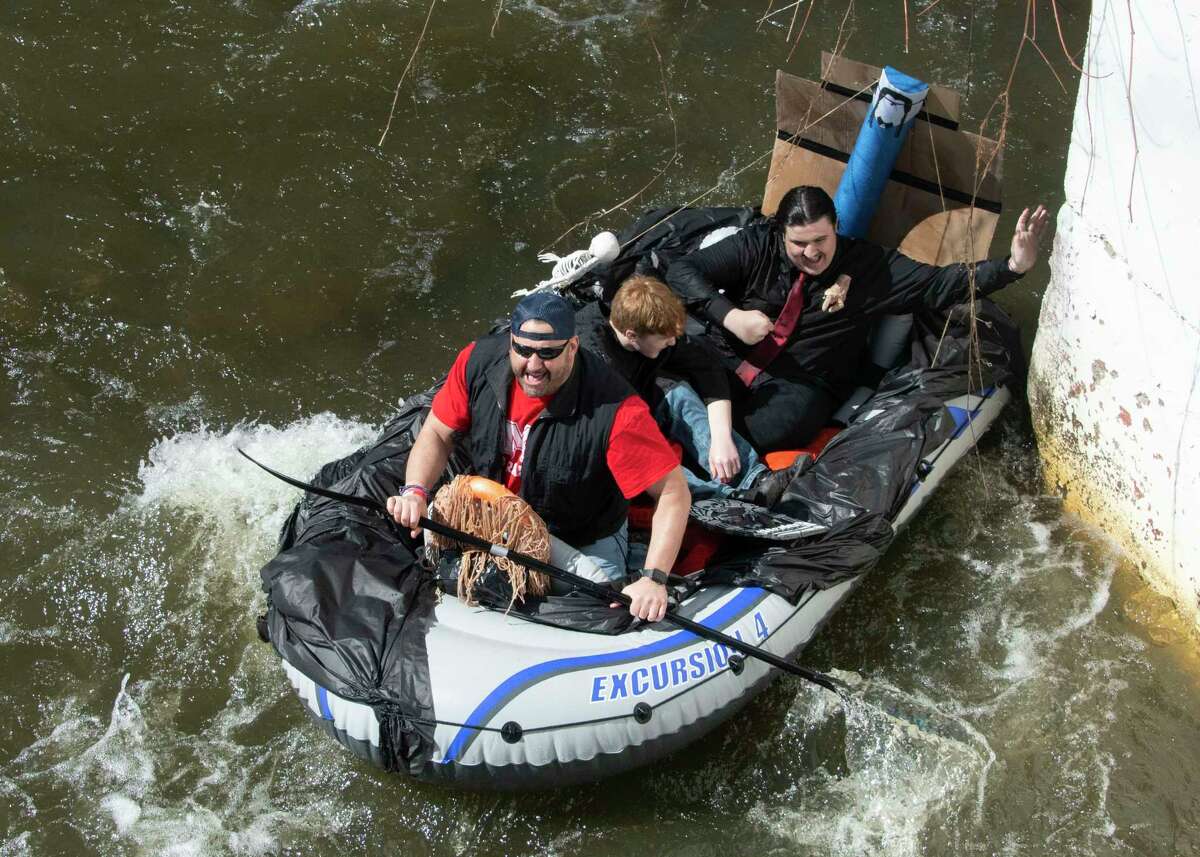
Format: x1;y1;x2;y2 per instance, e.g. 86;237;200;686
510;291;576;341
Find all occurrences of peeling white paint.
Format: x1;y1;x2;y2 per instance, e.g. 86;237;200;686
1029;0;1200;624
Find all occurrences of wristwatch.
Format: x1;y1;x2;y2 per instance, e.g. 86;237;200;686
635;567;670;585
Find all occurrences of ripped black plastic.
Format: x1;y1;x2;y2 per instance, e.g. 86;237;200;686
260;540;438;774
258;205;1021;770
260;392;451;774
697;512;896;596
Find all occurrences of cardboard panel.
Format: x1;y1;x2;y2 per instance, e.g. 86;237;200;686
762;66;1002;262
897;207;1000;265
772;72;1001;202
762;138;845;215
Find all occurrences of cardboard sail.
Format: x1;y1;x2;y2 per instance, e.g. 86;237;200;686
762;53;1002;265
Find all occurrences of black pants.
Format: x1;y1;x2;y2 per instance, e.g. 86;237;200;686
737;376;835;452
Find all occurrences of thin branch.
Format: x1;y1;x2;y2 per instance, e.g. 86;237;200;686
758;0;806;27
1026;34;1068;94
903;0;910;54
541;36;682;252
1000;3;1030;94
928;0;1031;471
830;0;855;59
785;0;818;62
491;0;503;38
916;0;946;17
760;1;808;28
785;0;803;42
623;76;873;252
378;0;438;148
1080;36;1095;209
925;110;948;216
757;0;780;30
1049;0;1106;77
1124;0;1139;221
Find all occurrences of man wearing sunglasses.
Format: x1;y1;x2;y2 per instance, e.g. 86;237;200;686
388;290;690;623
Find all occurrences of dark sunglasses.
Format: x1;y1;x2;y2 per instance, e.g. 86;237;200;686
510;339;569;360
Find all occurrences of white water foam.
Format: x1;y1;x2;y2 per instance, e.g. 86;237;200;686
101;792;143;834
751;474;1130;855
53;675;155;799
750;680;995;857
105;413;380;645
0;832;31;855
516;0;647;29
947;501;1119;706
286;0;338;27
9;657;355;856
0;620;60;646
134;412;376;548
11;697;104;772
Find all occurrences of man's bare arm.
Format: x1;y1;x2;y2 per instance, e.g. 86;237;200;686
386;412;457;537
617;467;690;623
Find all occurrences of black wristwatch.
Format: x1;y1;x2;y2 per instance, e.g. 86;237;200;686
634;567;670;585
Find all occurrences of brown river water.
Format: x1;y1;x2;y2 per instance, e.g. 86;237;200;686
2;1;1197;854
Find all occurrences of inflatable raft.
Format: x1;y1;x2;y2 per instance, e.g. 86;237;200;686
268;382;1009;789
256;57;1018;789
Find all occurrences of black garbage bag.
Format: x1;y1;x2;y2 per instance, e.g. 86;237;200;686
571;205;762;306
773;366;962;528
260;539;438;774
911;297;1026;394
263;390;468;773
278;391;443;552
697;512;895;600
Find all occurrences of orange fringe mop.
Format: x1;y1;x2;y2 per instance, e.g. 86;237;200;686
426;475;552;606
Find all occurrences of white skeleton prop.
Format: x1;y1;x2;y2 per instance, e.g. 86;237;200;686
513;231;621;297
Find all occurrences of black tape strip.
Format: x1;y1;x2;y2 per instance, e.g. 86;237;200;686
772;132;1003;214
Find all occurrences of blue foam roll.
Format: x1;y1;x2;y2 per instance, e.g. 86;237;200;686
833;66;930;239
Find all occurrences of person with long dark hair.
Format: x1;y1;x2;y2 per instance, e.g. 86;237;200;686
666;185;1048;450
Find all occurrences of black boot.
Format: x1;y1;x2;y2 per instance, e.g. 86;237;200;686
735;457;808;508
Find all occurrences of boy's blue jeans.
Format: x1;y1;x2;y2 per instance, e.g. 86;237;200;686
658;383;766;500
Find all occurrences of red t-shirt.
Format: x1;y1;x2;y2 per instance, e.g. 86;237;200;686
430;342;678;497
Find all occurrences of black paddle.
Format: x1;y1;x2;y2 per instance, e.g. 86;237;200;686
238;448;849;695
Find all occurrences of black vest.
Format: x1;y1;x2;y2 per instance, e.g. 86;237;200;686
463;333;634;545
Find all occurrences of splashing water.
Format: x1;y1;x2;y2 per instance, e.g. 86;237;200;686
747;671;996;857
134;412;377;546
2;1;1195;854
7;663;357;855
1;416;380;854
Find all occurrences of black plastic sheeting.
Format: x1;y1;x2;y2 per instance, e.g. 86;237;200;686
260;395;448;775
584;205;761;307
257;204;1022;772
260;541;437;775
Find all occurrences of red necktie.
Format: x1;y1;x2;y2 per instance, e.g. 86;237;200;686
735;272;806;387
